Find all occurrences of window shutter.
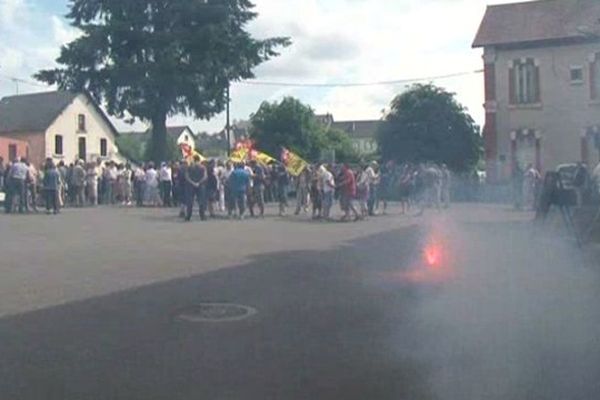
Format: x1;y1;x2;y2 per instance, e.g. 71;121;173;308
508;66;516;104
534;65;541;103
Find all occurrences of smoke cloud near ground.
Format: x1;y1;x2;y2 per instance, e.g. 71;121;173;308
398;212;600;400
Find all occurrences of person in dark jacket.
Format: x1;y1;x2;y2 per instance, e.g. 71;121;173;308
43;158;61;214
184;155;207;221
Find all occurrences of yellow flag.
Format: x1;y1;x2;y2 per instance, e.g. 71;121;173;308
229;147;249;163
281;148;309;176
251;150;276;166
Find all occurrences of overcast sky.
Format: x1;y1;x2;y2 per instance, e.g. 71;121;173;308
0;0;524;134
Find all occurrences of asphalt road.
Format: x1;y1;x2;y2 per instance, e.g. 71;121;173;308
0;204;599;400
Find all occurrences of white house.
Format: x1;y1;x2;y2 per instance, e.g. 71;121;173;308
473;0;600;182
167;126;196;148
0;91;122;167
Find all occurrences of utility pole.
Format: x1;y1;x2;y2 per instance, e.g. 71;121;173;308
226;82;231;156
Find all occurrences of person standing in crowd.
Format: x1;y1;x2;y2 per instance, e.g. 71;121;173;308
102;162;113;204
365;161;380;216
523;163;540;211
86;162;99;206
397;164;412;215
319;164;335;220
249;160;266;218
440;164;452;209
573;162;589;207
133;164;146;207
379;161;396;214
216;160;226;212
120;163;133;206
159;162;172;207
310;166;322;219
26;161;39;212
356;164;370;217
294;168;310;215
206;160;219;218
339;163;360;222
171;162;181;207
177;160;188;217
42;158;60;215
145;162;161;207
57;161;67;208
229;162;251;220
223;161;236;218
184;155;207;221
276;163;289;216
6;157;28;214
72;160;86;207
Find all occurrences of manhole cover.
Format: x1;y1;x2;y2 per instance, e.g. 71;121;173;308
174;303;257;323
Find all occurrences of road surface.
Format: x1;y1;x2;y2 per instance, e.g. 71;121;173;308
0;204;598;399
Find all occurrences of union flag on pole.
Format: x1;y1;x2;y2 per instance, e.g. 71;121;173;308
281;147;308;176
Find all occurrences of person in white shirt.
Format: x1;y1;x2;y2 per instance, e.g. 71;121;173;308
159;162;173;207
365;161;380;216
145;162;161;206
86;162;99;206
7;158;29;213
133;166;146;207
215;160;226;212
319;164;335;220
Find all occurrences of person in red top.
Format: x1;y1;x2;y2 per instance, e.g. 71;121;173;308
339;164;360;221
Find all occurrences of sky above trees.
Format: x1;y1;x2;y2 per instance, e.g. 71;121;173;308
0;0;525;133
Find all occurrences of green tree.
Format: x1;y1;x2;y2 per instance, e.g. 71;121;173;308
250;97;359;162
36;0;289;163
377;84;481;171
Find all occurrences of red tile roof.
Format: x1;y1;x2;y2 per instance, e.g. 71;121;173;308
473;0;600;48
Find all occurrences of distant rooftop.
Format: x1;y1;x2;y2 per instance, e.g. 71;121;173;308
473;0;600;48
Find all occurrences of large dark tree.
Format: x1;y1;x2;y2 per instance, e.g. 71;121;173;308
36;0;289;162
377;84;481;172
250;97;359;162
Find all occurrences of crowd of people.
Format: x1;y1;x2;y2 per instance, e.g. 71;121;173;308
0;155;454;221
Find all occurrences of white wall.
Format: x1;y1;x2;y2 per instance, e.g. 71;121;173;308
176;128;196;149
490;42;600;176
45;94;119;164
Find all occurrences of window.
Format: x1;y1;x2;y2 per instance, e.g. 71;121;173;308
100;138;108;157
78;114;86;132
8;144;16;161
570;67;583;84
590;53;600;100
78;137;86;161
509;58;540;105
54;135;63;156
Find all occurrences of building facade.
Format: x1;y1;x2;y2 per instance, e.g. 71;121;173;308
317;114;381;155
473;0;600;182
0;91;121;167
0;137;29;163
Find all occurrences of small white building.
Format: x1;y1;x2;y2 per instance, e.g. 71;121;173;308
473;0;600;182
167;126;196;148
0;91;122;167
